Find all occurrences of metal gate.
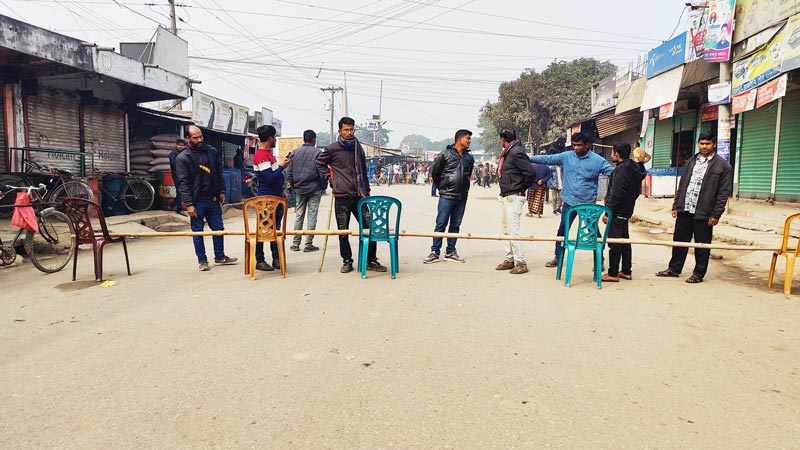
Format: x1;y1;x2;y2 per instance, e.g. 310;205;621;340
739;102;778;195
652;117;672;168
776;90;800;199
25;91;82;173
83;103;126;174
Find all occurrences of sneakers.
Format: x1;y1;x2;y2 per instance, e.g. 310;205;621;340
304;245;319;252
290;244;301;252
198;261;210;271
422;252;440;264
510;263;529;274
366;260;387;272
544;258;559;268
341;260;354;273
214;255;238;265
495;260;515;270
444;251;465;263
256;261;274;271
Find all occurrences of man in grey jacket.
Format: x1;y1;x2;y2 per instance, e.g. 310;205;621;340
287;130;325;252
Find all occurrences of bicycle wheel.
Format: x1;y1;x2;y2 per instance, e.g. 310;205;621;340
49;180;94;208
0;174;25;219
122;179;155;212
27;210;75;273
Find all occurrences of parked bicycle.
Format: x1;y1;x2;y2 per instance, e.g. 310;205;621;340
0;160;93;219
0;184;76;273
100;172;155;214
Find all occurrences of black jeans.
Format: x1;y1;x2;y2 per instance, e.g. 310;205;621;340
668;211;713;279
607;216;631;276
335;197;376;263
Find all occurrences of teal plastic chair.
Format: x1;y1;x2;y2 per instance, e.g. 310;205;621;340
556;204;612;289
357;196;401;279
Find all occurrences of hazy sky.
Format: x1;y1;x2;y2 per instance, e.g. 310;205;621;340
3;0;686;146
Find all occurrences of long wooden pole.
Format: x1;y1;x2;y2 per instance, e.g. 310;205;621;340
317;192;336;272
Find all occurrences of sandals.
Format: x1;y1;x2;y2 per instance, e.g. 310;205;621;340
655;269;680;277
685;276;704;284
618;273;632;280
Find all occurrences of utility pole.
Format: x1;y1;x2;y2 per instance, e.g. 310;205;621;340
377;80;383;154
321;87;343;145
168;0;177;34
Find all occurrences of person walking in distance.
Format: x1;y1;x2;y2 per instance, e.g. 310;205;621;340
169;138;187;216
316;117;388;274
175;125;238;271
287;130;325;253
548;161;563;215
530;132;614;267
495;129;536;274
655;133;733;283
526;162;552;218
252;125;291;272
423;129;475;264
601;142;646;282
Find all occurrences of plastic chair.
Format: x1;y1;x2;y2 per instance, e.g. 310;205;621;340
556;204;612;289
768;212;800;295
356;196;401;279
243;195;287;280
62;197;131;282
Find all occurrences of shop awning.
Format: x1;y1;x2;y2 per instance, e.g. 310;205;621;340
134;107;193;124
615;77;647;114
680;59;718;88
595;109;642;139
640;65;685;111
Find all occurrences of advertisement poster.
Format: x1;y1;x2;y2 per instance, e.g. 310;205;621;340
701;104;720;122
592;74;617;113
704;0;736;62
708;81;732;105
732;0;800;44
781;13;800;72
192;90;249;135
659;102;675;120
689;7;709;58
732;90;758;114
731;26;785;95
647;32;688;78
756;74;788;108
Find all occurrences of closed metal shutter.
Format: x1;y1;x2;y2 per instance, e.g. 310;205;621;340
652;117;672;168
26;92;82;173
776;90;800;199
595;109;642;139
739;102;778;195
83;103;126;174
0;92;6;172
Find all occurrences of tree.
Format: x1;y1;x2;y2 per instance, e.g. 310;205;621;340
477;109;502;157
355;123;391;147
400;134;434;150
316;131;333;147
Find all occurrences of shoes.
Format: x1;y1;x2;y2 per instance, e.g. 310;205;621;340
256;261;274;271
366;260;388;272
618;272;632;280
655;269;680;277
553;210;558;215
198;261;210;271
495;260;515;270
290;244;301;252
214;255;238;265
431;194;438;197
304;245;319;252
423;252;440;264
341;260;354;273
176;210;188;217
444;251;465;263
510;263;529;274
272;258;281;270
544;258;558;268
601;274;619;282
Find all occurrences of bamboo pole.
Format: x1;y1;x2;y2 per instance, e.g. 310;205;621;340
317;192;336;272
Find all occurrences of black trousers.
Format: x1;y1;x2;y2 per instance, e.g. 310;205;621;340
335;197;377;264
607;216;631;276
668;211;713;279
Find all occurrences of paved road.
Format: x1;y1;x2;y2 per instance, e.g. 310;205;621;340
1;184;798;449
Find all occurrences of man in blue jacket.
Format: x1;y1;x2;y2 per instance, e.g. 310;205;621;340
530;132;614;267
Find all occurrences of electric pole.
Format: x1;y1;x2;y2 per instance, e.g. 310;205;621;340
321;87;343;145
377;80;383;154
169;0;177;34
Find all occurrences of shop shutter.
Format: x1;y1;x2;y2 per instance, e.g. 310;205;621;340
83;103;126;174
595;110;642;138
652;117;672;168
739;103;778;195
0;92;6;172
26;92;82;173
776;90;800;198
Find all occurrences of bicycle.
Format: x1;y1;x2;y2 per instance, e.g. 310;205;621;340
0;184;76;273
99;172;155;213
0;160;94;218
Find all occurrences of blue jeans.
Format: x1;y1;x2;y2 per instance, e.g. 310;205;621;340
190;201;225;263
431;182;437;196
431;197;467;255
554;201;574;259
255;204;284;263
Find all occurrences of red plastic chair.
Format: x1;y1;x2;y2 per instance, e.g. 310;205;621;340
62;198;131;281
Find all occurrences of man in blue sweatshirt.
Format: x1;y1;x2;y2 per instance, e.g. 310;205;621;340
530;132;614;267
253;124;291;272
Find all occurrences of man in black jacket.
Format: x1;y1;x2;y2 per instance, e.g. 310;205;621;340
316;117;387;274
656;133;733;283
423;129;475;264
494;129;536;274
176;125;237;271
288;130;325;252
168;138;187;216
602;142;646;282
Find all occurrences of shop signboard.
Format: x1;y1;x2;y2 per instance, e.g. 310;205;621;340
647;32;688;78
731;27;785;95
658;102;675;120
701;104;720;122
708;81;732;105
192;90;249;135
781;13;800;72
732;0;800;44
704;0;736;62
731;90;757;114
689;7;709;58
592;74;617;113
756;73;788;108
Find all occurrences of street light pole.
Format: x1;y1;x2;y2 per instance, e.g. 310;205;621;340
321;86;343;145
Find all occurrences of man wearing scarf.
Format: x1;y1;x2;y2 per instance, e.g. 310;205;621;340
316;117;387;274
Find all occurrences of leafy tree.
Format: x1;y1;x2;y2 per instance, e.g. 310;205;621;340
477;109;502;157
355;123;391;147
316;131;333;147
400;134;434;150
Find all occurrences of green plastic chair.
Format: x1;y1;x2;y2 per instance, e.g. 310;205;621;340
556;204;612;289
357;196;402;279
